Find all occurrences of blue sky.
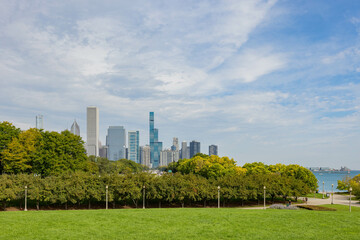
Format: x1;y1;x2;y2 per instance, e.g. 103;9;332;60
1;0;359;169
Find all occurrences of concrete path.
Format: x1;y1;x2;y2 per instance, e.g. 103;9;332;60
240;194;360;209
296;194;360;207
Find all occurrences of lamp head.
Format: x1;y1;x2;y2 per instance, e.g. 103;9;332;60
264;186;266;190
218;186;220;190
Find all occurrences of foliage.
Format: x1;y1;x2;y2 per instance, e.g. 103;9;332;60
0;122;21;173
337;174;360;199
176;155;247;178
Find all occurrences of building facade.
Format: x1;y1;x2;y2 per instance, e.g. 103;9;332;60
160;149;180;166
36;115;43;129
181;141;189;159
70;120;80;136
86;107;99;156
171;137;179;151
128;131;140;164
209;145;218;156
140;145;151;168
106;126;126;161
149;112;162;168
190;140;200;158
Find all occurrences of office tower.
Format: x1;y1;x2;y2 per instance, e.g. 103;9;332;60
149;112;162;168
181;141;188;159
171;137;179;151
36;115;43;129
190;140;201;158
70;120;80;136
106;126;126;161
86;106;99;156
209;145;218;156
160;148;180;166
128;131;140;163
140;145;151;168
99;145;108;158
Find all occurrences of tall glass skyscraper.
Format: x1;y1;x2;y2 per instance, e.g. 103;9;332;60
36;115;43;129
209;145;218;156
149;112;162;168
190;140;201;158
106;126;126;161
128;131;140;163
70;120;80;136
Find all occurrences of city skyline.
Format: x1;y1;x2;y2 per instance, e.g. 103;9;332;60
1;1;360;169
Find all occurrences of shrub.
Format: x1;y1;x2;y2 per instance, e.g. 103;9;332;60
269;204;298;210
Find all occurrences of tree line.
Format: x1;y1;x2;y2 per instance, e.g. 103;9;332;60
0;121;323;210
1;170;315;211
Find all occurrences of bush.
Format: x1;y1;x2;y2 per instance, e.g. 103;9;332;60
269;204;298;210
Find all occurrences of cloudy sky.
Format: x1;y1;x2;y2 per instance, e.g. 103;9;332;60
1;0;360;169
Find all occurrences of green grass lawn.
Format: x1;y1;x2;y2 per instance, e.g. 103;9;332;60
304;193;330;199
1;206;359;240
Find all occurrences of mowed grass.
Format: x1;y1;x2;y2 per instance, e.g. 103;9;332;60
1;205;360;240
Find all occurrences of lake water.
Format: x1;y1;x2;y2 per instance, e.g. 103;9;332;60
312;171;360;192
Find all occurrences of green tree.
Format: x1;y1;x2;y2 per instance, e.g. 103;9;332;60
2;128;42;174
0;122;21;173
0;174;17;210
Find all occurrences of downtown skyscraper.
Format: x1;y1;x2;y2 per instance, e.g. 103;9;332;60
149;112;162;168
128;131;140;164
70;119;80;136
36;114;43;129
106;126;126;161
190;140;200;158
86;106;99;157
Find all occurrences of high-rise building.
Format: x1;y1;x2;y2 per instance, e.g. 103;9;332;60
99;145;108;158
128;131;140;164
209;145;218;156
140;145;151;168
70;120;80;136
86;107;99;156
36;115;43;129
149;112;162;168
160;149;180;166
181;141;188;159
190;140;201;158
106;126;126;161
171;137;179;151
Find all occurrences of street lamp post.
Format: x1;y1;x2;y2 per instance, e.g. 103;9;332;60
143;185;146;209
106;185;108;210
322;181;325;199
218;186;220;209
331;184;334;204
263;186;266;210
24;186;28;211
349;187;352;213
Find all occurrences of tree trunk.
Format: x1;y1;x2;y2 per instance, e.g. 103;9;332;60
65;202;68;210
112;201;115;209
37;200;40;210
88;200;91;209
295;196;298;202
241;199;244;207
204;199;206;208
3;201;6;211
271;195;274;204
258;198;260;205
181;202;184;208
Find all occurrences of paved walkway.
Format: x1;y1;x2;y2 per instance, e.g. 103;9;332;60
241;194;360;209
296;194;360;207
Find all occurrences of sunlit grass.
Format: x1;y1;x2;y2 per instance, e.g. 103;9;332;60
1;206;359;239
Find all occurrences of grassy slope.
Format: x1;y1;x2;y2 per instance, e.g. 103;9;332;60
1;206;359;240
